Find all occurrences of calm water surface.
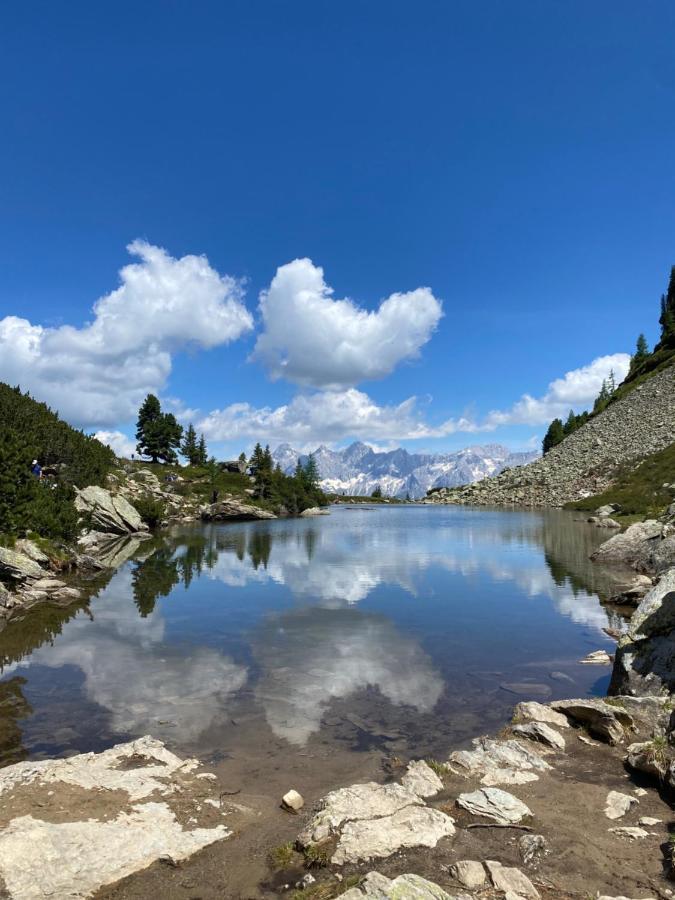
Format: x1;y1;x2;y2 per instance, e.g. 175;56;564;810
0;506;624;768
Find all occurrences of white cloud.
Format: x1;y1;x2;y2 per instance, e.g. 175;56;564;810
94;430;136;458
0;241;253;428
197;352;632;446
483;353;631;428
198;388;473;445
252;258;443;388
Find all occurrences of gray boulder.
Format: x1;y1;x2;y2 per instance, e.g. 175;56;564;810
549;698;633;744
610;570;675;696
456;787;532;825
0;547;45;581
512;721;565;751
340;872;457;900
75;486;147;535
201;500;276;522
15;539;50;565
591;520;663;571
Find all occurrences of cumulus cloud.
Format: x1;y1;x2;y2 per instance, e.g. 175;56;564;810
0;241;253;428
483;353;631;428
94;430;136;458
252;258;443;388
197;352;631;446
197;388;473;445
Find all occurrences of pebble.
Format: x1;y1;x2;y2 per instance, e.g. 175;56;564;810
282;789;304;811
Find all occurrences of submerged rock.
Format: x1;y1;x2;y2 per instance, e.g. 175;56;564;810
0;736;233;900
456;787;533;825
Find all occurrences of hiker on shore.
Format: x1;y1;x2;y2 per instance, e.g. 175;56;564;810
31;459;42;479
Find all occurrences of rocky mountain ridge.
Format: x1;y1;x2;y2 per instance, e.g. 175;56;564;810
272;441;538;499
427;365;675;507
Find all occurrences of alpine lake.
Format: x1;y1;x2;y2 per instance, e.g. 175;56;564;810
0;505;625;776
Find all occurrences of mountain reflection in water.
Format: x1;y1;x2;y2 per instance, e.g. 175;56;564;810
0;506;623;765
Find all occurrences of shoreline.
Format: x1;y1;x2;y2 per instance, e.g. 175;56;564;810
0;503;673;898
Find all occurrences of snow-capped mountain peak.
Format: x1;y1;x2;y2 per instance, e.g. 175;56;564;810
272;442;539;499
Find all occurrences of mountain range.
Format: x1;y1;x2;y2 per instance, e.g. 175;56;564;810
272;441;539;499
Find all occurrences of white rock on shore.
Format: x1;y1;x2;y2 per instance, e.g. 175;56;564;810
0;736;233;900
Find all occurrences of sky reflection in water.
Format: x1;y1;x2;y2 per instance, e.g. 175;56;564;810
0;506;621;762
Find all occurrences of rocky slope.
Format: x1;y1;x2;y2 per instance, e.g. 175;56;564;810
427;365;675;507
273;442;538;499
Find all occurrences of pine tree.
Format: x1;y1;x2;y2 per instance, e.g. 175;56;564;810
197;434;208;466
658;265;675;347
542;418;565;454
304;454;320;490
371;485;383;499
563;410;577;436
135;395;183;464
593;379;611;414
607;369;616;393
181;424;199;465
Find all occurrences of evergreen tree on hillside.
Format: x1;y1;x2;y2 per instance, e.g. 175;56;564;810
563;410;577;436
592;378;611;414
197;434;208;466
0;431;35;534
135;395;183;464
658;265;675;347
304;454;320;490
181;424;199;465
542;418;564;454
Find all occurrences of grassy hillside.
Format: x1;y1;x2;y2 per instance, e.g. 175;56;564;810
566;440;675;518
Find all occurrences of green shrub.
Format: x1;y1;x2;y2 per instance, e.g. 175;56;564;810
133;497;166;529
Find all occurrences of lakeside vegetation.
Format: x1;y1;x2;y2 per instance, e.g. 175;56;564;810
0;383;116;540
565;440;675;519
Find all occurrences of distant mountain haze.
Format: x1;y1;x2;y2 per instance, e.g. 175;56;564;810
272;442;539;499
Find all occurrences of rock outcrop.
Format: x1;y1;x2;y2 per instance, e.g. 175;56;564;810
201;499;276;521
0;736;234;899
75;485;147;535
610;570;675;696
298;763;454;865
591;520;675;574
424;366;675;507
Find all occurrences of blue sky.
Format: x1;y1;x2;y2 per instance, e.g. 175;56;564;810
1;0;674;458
